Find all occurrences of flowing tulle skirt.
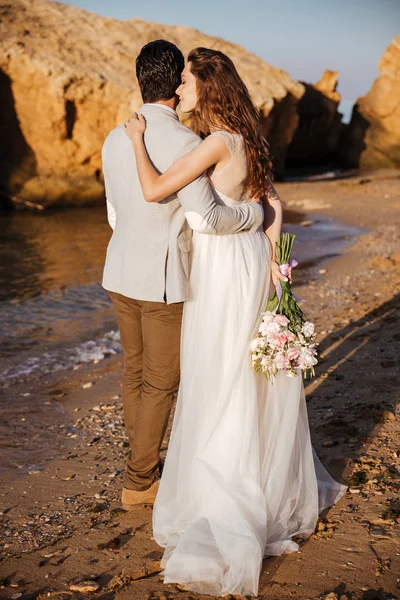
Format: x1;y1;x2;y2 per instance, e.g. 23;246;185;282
153;226;347;597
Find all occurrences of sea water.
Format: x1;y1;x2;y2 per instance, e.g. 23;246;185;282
0;205;362;385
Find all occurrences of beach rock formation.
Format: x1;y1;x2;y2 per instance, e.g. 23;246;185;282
340;36;400;169
285;70;343;168
0;0;344;208
0;0;306;207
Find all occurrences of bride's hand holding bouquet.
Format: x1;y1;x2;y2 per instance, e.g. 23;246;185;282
251;233;318;381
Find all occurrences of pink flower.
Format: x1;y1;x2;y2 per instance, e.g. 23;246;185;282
266;334;278;348
267;332;288;348
275;332;289;347
287;347;300;361
286;331;296;343
274;314;289;327
275;353;290;369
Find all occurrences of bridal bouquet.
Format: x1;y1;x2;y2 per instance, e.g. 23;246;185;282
251;233;318;380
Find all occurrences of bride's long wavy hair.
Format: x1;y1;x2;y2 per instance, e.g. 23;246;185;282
187;47;273;197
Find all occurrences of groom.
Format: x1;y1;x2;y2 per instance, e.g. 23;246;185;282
102;40;263;509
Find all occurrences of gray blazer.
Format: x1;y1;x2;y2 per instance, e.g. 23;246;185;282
102;104;263;303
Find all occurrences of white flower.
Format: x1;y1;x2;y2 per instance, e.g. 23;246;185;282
259;321;280;336
261;356;271;367
299;347;318;368
274;353;290;370
250;337;264;352
302;321;315;337
262;311;275;323
250;338;260;352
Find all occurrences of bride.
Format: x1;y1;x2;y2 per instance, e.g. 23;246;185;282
124;47;346;598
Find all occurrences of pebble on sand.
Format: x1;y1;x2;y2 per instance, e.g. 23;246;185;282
323;593;339;600
69;581;100;593
382;409;396;422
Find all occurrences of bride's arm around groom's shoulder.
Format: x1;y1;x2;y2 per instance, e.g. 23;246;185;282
173;132;263;235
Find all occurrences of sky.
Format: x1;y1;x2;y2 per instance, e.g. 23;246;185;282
58;0;399;121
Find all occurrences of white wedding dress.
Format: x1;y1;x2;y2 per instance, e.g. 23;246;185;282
152;131;347;597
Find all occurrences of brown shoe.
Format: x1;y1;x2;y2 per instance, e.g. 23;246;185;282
121;480;160;510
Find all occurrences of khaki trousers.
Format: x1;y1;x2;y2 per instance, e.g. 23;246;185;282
109;291;183;491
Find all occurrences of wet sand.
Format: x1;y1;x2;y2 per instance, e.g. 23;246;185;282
0;171;399;600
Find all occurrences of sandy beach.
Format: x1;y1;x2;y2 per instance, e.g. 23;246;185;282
0;171;399;600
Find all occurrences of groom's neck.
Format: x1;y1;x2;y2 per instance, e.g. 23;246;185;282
146;97;178;111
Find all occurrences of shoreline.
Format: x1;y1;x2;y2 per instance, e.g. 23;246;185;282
0;173;399;599
0;206;360;388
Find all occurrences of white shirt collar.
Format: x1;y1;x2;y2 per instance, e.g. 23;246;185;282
145;103;177;116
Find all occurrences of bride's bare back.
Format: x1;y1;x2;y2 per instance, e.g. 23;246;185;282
208;131;250;201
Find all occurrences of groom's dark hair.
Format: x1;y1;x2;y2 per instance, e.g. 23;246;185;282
136;40;184;103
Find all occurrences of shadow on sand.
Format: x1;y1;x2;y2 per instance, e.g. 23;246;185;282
259;293;399;598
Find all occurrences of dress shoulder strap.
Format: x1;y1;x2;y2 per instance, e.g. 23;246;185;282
209;130;237;157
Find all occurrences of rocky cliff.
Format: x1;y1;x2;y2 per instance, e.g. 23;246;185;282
286;71;344;168
340;36;400;170
0;0;347;209
0;0;307;207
